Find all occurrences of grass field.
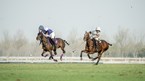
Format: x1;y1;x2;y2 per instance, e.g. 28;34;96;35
0;63;145;81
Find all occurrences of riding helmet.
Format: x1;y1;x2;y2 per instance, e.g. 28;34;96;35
96;27;101;31
39;25;44;30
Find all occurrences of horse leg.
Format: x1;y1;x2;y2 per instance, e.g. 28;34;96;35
41;51;45;57
80;50;87;60
87;54;93;59
54;51;57;55
80;50;83;60
49;54;53;60
92;51;101;61
95;54;102;65
50;51;57;62
60;47;65;61
51;50;57;60
60;54;64;61
41;51;47;57
95;51;104;65
92;56;98;61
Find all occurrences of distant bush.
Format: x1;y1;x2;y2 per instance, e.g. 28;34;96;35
0;28;145;58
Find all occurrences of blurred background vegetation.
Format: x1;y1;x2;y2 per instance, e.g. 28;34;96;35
0;27;145;58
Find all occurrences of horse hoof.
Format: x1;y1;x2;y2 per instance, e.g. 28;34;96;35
45;54;48;57
95;63;98;65
60;58;63;61
54;59;58;62
92;59;95;61
49;56;52;60
54;52;57;55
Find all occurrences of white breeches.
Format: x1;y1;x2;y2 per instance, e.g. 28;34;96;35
49;32;55;38
95;37;99;40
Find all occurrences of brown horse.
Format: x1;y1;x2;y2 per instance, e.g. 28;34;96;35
80;31;112;65
36;32;69;61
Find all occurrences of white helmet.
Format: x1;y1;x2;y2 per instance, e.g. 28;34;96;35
96;27;101;31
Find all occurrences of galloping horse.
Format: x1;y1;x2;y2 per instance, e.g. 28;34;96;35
80;31;112;65
36;32;69;61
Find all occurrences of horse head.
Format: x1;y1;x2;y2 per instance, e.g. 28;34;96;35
36;32;48;45
83;31;91;41
36;32;43;41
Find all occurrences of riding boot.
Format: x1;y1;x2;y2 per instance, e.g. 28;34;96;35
52;38;57;55
49;38;55;49
92;38;97;49
52;38;56;51
96;40;99;52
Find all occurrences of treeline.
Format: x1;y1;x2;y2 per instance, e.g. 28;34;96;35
0;30;41;57
108;28;145;57
0;28;145;57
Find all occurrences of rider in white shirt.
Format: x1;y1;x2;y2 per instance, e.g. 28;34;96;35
89;27;101;50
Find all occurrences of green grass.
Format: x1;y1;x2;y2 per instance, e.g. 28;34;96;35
0;63;145;81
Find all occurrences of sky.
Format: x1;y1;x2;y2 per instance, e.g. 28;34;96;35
0;0;145;42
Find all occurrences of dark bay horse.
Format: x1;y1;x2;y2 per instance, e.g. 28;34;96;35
36;32;69;61
80;31;112;65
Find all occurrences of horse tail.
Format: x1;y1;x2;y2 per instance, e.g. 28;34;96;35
102;40;112;46
108;43;112;46
63;40;70;45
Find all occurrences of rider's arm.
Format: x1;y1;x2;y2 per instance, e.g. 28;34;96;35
42;32;50;37
96;33;100;38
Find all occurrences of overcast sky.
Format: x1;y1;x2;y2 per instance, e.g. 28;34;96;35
0;0;145;42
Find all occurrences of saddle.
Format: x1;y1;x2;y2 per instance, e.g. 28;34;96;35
92;38;100;51
46;38;57;46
